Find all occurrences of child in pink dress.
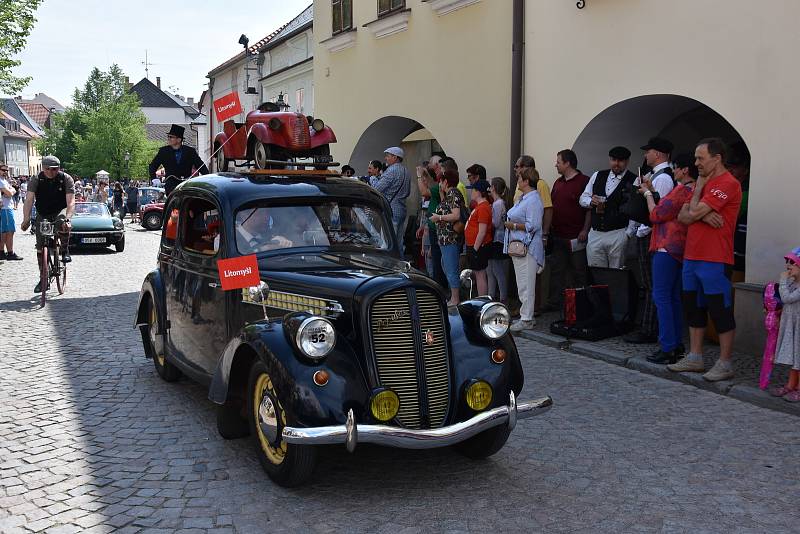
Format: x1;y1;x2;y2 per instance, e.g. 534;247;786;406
770;247;800;402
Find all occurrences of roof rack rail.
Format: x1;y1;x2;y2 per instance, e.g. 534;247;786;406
248;159;341;168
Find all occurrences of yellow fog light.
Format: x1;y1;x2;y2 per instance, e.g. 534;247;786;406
465;380;493;411
370;389;400;422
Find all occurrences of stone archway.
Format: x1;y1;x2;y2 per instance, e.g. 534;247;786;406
348;115;444;175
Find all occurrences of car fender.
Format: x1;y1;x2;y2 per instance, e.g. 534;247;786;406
249;122;277;148
209;319;371;428
134;268;167;359
309;127;336;149
214;132;229;157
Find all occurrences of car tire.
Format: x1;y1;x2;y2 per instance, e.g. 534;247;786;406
115;236;125;252
215;143;229;172
142;212;162;231
253;140;272;169
247;360;316;487
217;402;250;439
148;302;181;382
454;425;511;460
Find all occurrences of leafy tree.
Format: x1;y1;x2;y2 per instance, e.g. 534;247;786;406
34;107;85;168
72;64;129;113
0;0;44;94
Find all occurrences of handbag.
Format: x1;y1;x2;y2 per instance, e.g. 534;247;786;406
507;240;528;258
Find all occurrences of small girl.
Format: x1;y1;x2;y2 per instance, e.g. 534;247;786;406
770;247;800;402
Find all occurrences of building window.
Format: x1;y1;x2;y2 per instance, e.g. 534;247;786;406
332;0;353;35
378;0;405;17
296;88;305;114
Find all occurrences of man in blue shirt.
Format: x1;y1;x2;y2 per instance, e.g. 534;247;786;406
370;146;410;256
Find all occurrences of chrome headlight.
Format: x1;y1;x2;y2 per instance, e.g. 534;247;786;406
296;316;336;360
479;302;511;339
113;219;124;229
311;118;325;132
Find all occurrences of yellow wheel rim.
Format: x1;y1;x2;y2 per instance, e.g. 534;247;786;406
150;307;165;367
253;373;288;465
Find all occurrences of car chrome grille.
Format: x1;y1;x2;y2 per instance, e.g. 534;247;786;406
370;288;450;429
291;114;310;149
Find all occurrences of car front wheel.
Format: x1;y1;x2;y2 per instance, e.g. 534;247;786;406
253;141;272;169
247;360;316;487
142;212;162;231
115;235;125;252
148;303;181;382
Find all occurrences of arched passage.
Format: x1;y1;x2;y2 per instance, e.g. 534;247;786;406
572;94;751;275
349;116;445;176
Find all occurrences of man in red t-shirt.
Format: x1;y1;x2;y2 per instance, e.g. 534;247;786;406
545;149;591;311
669;138;742;382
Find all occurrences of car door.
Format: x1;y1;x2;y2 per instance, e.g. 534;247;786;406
166;194;229;378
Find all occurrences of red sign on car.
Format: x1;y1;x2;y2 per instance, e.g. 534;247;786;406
213;92;243;122
217;254;260;291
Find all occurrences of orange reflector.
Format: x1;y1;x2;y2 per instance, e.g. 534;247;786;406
313;370;330;386
491;349;507;364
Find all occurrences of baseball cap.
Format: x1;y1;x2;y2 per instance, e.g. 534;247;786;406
384;146;404;159
785;247;800;265
42;155;61;168
466;179;490;193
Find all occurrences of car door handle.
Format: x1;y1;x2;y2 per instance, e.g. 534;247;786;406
208;282;221;288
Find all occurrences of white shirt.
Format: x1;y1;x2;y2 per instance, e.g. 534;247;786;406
633;162;675;238
579;169;629;208
0;178;13;209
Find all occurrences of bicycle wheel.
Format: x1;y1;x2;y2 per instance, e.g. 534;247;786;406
53;241;66;295
40;245;49;308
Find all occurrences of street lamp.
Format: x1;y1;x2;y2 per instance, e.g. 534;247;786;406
125;151;130;179
276;92;290;111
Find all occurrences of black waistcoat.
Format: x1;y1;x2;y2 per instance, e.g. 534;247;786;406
35;172;69;215
590;170;636;231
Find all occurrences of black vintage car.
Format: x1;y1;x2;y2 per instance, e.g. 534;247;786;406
134;171;552;486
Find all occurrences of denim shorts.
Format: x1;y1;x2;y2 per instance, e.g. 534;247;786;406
682;259;732;307
0;209;14;233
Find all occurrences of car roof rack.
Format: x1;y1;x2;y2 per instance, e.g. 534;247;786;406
243;169;342;177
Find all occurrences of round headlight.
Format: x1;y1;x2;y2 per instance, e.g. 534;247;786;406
311;118;325;132
268;117;282;130
479;302;511;339
113;219;124;229
370;389;400;422
465;380;493;411
296;317;335;360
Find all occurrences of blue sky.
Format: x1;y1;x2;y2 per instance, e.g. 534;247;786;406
12;0;312;107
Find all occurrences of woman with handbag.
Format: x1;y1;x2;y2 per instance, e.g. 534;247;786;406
504;167;545;332
487;177;511;303
430;169;466;307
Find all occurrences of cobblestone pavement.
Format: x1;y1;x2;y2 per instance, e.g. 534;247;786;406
1;216;799;533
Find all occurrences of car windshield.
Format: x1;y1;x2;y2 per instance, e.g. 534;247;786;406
234;202;391;255
73;203;109;217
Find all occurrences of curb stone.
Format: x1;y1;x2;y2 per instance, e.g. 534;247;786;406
516;330;800;417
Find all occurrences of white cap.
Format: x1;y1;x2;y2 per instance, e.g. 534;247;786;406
384;146;404;159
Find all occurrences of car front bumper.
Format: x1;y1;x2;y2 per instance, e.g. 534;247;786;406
70;230;124;246
282;392;552;452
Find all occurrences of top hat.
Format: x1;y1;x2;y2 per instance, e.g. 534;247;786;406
167;124;185;139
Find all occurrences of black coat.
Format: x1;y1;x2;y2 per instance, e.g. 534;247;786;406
149;145;209;195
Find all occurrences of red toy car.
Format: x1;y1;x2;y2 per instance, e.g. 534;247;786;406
214;102;336;170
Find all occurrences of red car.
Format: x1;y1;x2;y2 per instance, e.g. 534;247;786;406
214;102;336;170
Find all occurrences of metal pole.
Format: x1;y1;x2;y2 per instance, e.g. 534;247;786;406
510;0;524;190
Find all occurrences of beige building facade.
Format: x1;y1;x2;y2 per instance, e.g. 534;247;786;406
313;0;800;353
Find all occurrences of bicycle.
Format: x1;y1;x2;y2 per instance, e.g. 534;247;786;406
38;219;68;307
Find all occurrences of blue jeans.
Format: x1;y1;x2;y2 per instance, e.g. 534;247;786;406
440;243;461;289
652;252;684;352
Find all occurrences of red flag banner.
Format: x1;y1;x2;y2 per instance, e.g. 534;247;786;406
217;254;260;291
213;92;243;122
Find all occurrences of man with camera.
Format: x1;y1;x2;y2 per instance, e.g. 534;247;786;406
20;156;75;293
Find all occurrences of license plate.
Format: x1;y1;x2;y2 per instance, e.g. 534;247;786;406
82;237;106;243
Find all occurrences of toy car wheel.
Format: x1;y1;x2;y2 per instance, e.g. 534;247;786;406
115;235;125;252
454;425;511;459
215;144;229;172
253;141;272;169
148;302;181;382
247;360;316;486
142;212;162;231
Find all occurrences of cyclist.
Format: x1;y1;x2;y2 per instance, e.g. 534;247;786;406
20;155;75;293
149;124;208;196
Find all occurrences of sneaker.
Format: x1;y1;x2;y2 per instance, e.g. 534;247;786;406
769;385;796;397
702;360;735;382
510;319;536;332
783;390;800;403
62;252;72;263
5;252;22;261
667;356;705;373
34;280;50;293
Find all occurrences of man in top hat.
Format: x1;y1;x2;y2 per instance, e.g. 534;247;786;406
579;146;637;268
625;136;675;345
149;124;209;195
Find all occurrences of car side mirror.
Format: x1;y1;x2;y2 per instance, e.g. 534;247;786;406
460;269;474;300
248;281;270;320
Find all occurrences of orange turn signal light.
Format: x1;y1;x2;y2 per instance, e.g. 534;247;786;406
491;349;507;364
313;370;330;386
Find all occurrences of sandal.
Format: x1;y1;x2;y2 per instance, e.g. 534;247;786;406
769;385;796;397
783;390;800;403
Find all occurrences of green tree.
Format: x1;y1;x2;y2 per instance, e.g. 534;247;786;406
0;0;44;94
34;107;84;168
72;64;128;113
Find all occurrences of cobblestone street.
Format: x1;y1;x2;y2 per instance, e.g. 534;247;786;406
1;221;799;533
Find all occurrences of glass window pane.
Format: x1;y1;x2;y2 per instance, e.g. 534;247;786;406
343;0;352;29
332;2;342;33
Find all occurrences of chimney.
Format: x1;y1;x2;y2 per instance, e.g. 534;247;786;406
187;97;194;105
156;77;161;89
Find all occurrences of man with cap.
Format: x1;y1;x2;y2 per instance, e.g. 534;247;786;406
579;146;637;268
624;137;676;344
341;165;356;178
149;124;209;196
20;156;75;292
371;147;410;256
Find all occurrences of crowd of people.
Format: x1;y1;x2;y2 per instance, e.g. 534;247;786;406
355;136;753;383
